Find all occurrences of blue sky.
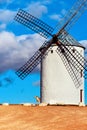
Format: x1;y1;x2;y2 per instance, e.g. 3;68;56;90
0;0;87;103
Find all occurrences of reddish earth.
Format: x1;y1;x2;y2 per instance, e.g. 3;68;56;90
0;105;87;130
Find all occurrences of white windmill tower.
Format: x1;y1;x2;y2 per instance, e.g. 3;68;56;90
14;0;87;106
40;37;85;105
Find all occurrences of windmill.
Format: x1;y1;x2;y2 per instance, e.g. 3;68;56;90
14;0;87;105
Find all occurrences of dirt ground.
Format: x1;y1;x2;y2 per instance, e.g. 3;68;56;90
0;105;87;130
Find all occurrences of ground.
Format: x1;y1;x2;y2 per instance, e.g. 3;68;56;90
0;105;87;130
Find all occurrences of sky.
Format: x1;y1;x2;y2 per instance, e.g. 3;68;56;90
0;0;87;104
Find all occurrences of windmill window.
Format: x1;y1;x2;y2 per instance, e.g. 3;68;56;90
72;49;75;53
80;89;83;102
51;50;53;53
80;69;83;77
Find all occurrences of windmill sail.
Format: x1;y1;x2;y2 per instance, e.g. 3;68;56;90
14;9;54;39
55;0;87;34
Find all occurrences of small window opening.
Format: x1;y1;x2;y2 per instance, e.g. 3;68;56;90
51;50;53;53
80;69;83;77
72;49;75;53
80;89;83;103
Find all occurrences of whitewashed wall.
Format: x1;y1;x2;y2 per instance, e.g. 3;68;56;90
40;44;85;105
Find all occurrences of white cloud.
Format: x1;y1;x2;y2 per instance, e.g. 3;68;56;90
0;0;10;3
41;0;51;4
27;2;48;17
0;0;15;5
58;0;67;8
59;0;65;6
79;40;87;56
0;23;6;29
61;9;67;15
0;9;16;23
0;31;45;72
50;14;62;21
49;9;67;21
79;40;87;48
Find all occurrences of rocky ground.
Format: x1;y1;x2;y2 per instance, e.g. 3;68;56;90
0;105;87;130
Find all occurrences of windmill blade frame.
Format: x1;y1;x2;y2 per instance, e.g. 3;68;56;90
16;40;53;79
55;0;87;34
14;9;54;39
